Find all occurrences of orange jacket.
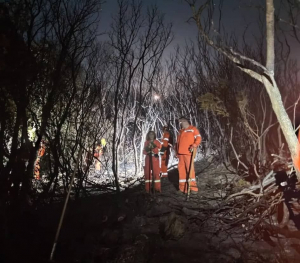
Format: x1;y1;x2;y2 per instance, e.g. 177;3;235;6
143;140;161;155
176;125;201;155
38;146;45;157
162;131;170;148
34;143;46;180
162;131;173;149
294;132;300;171
94;146;102;158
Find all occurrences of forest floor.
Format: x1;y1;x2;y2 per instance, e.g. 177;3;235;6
3;159;300;263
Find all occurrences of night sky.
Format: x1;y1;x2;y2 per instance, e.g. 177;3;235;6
98;0;263;54
98;0;300;122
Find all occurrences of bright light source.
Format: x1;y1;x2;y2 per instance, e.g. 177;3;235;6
154;94;160;100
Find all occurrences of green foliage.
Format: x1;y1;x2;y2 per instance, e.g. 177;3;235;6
235;178;251;188
198;92;229;117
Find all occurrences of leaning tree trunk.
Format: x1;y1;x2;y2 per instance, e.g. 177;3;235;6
264;0;298;167
190;0;299;177
262;79;298;162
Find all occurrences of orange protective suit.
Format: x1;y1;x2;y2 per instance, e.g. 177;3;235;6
294;132;300;171
34;142;46;180
160;130;172;178
144;139;161;193
176;125;201;193
94;146;102;171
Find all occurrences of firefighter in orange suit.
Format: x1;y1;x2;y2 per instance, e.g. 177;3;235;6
94;144;102;174
160;126;173;178
34;140;46;180
176;117;202;193
294;131;300;171
143;131;162;193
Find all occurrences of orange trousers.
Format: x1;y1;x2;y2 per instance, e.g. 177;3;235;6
178;154;198;193
144;155;161;193
160;151;169;178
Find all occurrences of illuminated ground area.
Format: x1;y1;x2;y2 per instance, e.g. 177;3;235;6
3;159;300;263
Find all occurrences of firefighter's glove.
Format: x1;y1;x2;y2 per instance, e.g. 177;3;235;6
145;144;154;152
189;144;197;152
148;142;156;150
161;146;167;152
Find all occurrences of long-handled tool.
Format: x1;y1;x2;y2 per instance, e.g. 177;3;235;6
49;147;82;261
149;152;155;196
147;152;151;194
187;147;196;201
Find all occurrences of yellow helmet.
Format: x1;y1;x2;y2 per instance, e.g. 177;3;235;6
101;138;106;147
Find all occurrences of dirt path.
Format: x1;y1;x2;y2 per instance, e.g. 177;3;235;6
4;159;299;263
